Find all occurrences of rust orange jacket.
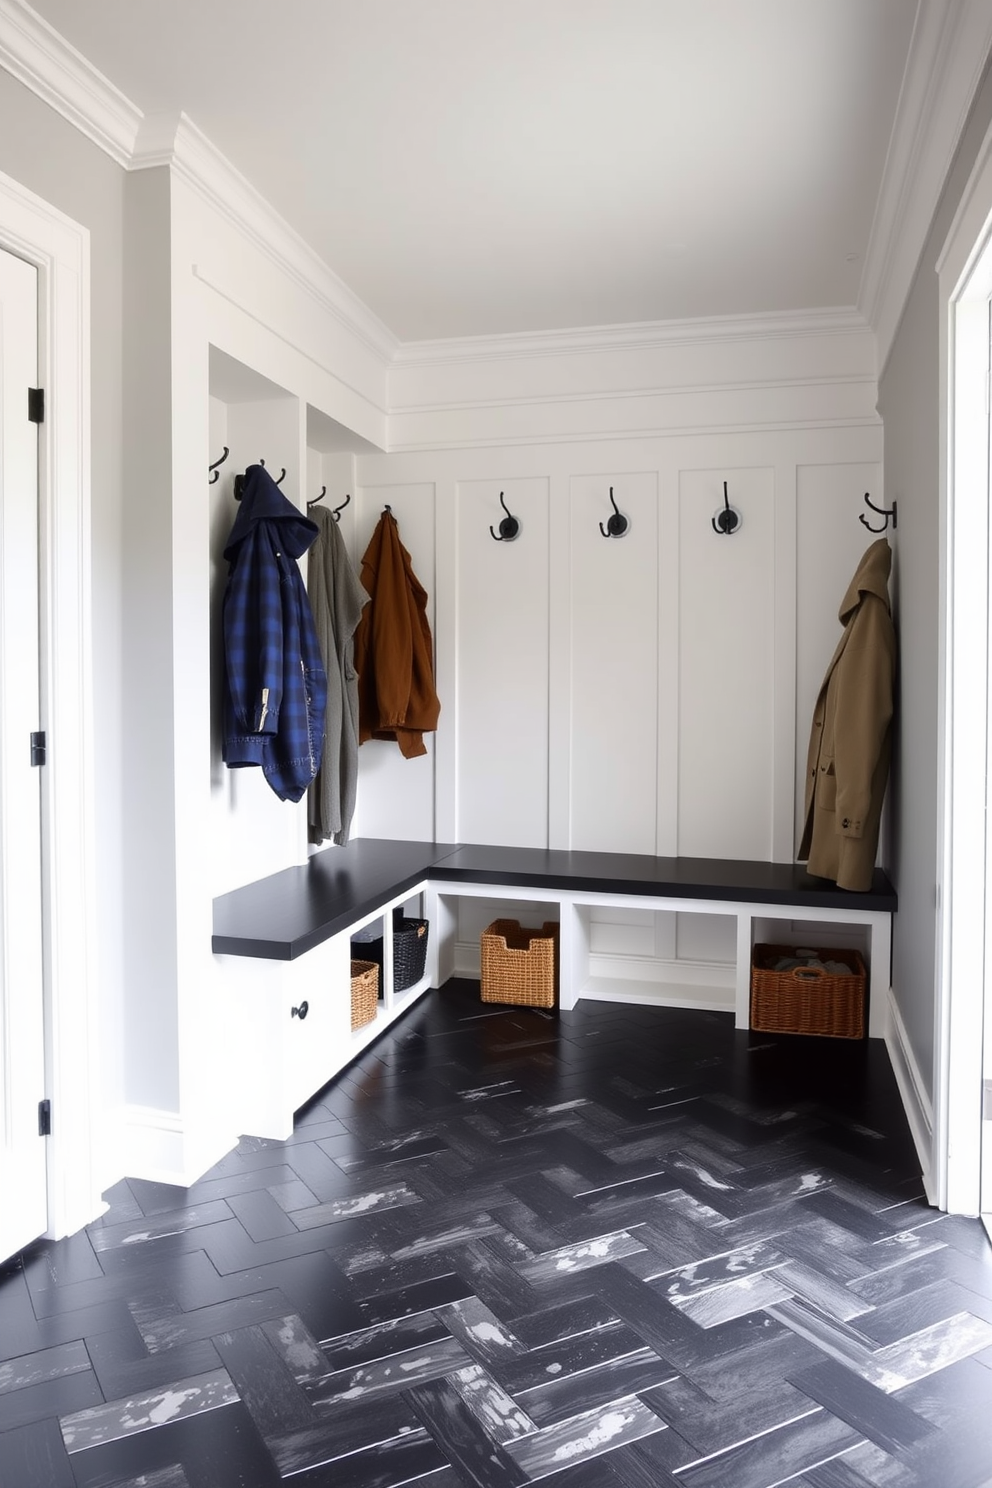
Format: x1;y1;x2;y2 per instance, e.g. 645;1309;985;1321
354;510;440;759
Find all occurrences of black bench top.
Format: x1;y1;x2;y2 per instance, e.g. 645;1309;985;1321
212;838;897;961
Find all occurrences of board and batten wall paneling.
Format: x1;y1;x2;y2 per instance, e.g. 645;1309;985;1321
351;484;438;843
794;462;885;858
677;468;777;860
568;473;659;853
455;478;550;848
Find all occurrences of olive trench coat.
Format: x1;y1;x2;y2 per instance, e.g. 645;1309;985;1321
797;538;896;892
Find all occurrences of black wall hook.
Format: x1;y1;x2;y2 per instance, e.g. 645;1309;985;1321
490;492;520;542
307;486;327;507
712;481;742;535
331;492;351;522
208;446;230;484
859;492;897;534
259;458;287;486
234;459;287;500
599;486;629;538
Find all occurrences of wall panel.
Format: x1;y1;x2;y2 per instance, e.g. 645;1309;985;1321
455;478;550;847
568;472;659;852
677;467;777;859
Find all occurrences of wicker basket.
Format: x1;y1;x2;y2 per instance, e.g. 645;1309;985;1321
392;913;429;990
480;919;559;1008
350;959;379;1030
750;944;866;1039
351;909;429;993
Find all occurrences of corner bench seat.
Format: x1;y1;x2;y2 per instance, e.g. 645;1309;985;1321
212;837;896;960
212;840;896;1140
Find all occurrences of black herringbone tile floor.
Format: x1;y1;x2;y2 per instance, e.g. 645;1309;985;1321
2;982;992;1487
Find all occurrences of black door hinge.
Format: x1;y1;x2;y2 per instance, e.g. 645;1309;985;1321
38;1099;51;1136
30;731;46;767
28;388;44;424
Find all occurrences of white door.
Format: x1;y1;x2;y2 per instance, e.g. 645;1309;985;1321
0;247;46;1261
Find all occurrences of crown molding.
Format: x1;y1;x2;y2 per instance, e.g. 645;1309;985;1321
861;0;992;374
0;5;398;368
131;112;399;367
390;373;876;418
0;0;141;166
386;412;882;455
391;307;873;370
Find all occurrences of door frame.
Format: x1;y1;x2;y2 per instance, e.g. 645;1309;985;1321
0;167;101;1240
936;114;992;1217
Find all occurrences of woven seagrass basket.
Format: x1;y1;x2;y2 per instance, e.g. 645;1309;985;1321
480;919;559;1008
350;959;379;1030
750;944;866;1039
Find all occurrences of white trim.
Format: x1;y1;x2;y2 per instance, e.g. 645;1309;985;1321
118;1105;236;1190
885;988;937;1205
934;115;992;1216
393;308;871;370
0;0;140;166
119;1105;185;1188
134;113;399;366
191;264;389;430
388;375;878;419
0;166;101;1240
865;0;992;375
0;12;399;366
386;415;882;456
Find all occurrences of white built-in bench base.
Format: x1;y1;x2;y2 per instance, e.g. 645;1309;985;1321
212;839;896;1140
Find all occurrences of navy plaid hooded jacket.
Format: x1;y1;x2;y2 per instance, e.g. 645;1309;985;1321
221;465;327;803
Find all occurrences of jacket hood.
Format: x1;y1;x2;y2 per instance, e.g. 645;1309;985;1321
223;464;319;562
838;537;892;622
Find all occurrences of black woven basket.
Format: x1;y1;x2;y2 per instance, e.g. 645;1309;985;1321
351;907;429;992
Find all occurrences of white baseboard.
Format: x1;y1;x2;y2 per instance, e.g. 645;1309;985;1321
454;940;482;978
884;988;936;1205
120;1105;238;1188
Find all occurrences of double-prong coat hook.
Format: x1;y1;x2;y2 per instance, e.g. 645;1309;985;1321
859;492;897;534
712;481;742;535
234;459;288;501
490;492;520;542
208;446;230;484
259;457;287;485
599;486;629;538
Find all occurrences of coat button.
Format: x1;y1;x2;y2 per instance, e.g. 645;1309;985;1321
842;818;850;827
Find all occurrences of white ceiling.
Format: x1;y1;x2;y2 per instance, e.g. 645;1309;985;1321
30;0;918;343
